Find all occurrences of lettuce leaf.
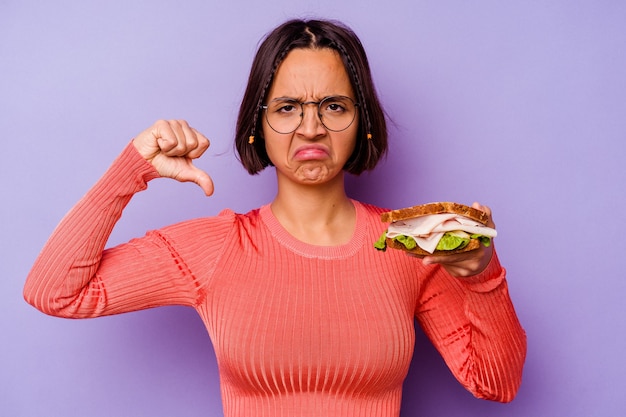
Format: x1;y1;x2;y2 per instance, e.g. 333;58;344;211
374;232;388;251
374;231;493;252
436;233;469;250
374;231;418;251
471;234;492;247
394;234;417;250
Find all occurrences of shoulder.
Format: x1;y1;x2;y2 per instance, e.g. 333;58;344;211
352;200;389;222
156;207;263;240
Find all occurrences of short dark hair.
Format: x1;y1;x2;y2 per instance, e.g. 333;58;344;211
235;19;387;175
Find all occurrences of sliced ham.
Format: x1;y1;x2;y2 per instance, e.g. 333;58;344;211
385;214;497;254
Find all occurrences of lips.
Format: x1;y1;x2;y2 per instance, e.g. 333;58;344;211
292;145;330;161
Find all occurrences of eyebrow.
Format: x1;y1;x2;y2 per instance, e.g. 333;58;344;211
271;96;302;102
270;95;353;102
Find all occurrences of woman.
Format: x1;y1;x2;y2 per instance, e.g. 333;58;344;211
24;19;526;416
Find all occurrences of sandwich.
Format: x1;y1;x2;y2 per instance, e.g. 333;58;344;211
374;202;497;256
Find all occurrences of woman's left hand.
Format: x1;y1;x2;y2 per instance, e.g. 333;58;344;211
417;202;495;278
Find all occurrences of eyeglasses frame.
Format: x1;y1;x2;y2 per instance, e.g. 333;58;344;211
260;95;360;134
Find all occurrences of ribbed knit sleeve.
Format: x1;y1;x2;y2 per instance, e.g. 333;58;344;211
24;163;526;416
23;143;220;318
414;252;527;403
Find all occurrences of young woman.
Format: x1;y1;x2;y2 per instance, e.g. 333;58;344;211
24;19;526;417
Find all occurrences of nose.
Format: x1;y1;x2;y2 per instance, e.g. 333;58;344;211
296;102;326;138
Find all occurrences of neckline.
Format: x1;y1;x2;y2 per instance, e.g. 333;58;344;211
259;200;367;259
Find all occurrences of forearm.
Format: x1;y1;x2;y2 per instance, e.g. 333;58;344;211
23;143;160;317
417;253;527;402
456;260;526;402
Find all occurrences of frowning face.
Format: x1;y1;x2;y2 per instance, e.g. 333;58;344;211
262;48;358;186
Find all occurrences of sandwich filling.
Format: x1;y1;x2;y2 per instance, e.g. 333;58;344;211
374;213;497;254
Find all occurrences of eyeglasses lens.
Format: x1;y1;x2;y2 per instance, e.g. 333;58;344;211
264;96;357;134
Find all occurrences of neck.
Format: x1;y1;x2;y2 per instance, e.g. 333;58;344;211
271;172;356;245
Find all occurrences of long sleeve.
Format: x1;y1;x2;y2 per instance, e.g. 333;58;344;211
415;251;527;402
23;143;204;318
24;190;526;415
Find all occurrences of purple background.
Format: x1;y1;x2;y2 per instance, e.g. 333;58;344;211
2;1;625;416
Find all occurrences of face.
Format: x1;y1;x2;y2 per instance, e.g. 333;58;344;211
262;48;358;185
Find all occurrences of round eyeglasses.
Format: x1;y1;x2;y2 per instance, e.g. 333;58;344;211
261;95;359;134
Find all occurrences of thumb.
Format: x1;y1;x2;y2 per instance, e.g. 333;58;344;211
178;164;214;196
193;168;215;196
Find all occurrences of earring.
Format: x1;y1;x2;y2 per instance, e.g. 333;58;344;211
248;135;255;144
367;133;372;140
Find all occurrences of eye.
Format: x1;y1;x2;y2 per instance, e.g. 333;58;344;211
270;100;300;115
278;104;297;113
321;97;351;115
326;102;345;112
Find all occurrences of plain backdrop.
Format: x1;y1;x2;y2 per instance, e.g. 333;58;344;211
2;1;625;416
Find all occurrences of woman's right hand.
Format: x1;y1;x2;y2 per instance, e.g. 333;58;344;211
133;120;214;196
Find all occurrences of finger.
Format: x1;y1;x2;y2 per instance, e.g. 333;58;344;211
179;120;199;152
183;165;214;196
185;128;210;159
422;249;478;266
421;254;451;266
196;170;215;196
471;201;490;215
423;245;492;277
472;201;495;228
156;120;194;156
161;120;190;156
152;120;182;154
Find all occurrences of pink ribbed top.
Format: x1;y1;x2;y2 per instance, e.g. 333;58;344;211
24;143;526;416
